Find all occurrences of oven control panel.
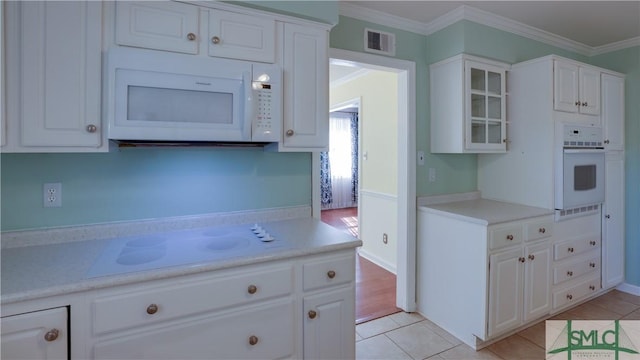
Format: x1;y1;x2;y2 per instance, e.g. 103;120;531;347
562;126;603;148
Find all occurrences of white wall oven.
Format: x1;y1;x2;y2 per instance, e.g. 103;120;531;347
555;125;605;215
106;48;281;143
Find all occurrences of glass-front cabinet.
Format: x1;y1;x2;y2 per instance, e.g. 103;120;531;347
431;54;509;153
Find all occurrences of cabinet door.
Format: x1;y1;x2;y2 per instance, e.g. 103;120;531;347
1;2;5;147
115;2;199;54
603;153;625;289
579;66;600;115
465;61;506;151
488;247;523;337
303;286;355;360
208;9;275;63
523;241;551;322
16;1;102;147
1;307;68;360
554;60;579;113
601;74;625;151
282;23;329;150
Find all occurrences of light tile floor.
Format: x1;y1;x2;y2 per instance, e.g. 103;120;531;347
356;290;640;360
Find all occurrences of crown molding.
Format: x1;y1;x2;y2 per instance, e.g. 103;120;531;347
338;3;638;57
330;68;372;89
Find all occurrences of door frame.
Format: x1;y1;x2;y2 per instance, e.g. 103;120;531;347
313;48;417;312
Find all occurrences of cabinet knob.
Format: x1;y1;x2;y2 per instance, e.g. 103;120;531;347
308;310;317;319
568;247;574;253
187;32;196;41
506;234;514;241
539;227;546;234
567;294;573;300
590;262;596;268
589;285;596;291
518;257;526;263
86;124;97;133
528;254;535;261
286;129;294;137
327;270;336;279
211;36;221;44
582;102;588;107
575;101;581;106
44;328;59;342
604;139;610;144
146;304;158;315
605;214;611;219
247;284;258;294
567;271;573;277
249;335;259;346
590;240;597;246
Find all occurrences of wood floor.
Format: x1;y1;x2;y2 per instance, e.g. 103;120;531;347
321;208;401;324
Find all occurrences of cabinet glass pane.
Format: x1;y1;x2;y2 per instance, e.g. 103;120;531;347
471;94;486;118
471;120;486;144
488;121;502;144
488;71;501;94
471;68;485;91
488;96;501;119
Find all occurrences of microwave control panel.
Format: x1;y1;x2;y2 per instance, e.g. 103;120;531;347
251;65;282;142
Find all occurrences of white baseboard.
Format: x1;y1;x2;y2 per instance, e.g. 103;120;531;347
616;282;640;296
358;248;397;275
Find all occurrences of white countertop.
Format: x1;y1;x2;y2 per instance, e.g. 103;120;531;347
419;198;554;225
1;218;361;304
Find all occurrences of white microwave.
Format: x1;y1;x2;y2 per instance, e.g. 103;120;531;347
106;48;281;143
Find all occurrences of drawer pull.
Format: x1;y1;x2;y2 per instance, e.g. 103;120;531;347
590;262;596;268
187;32;196;41
528;254;535;261
44;329;59;342
327;270;336;279
567;294;573;300
248;284;258;295
86;124;98;133
589;285;596;291
506;234;514;241
518;257;526;263
590;240;597;246
249;335;259;346
539;228;546;234
567;271;573;277
568;247;574;253
211;36;221;44
308;310;317;319
146;304;158;315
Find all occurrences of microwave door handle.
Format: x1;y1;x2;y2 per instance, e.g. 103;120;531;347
243;71;254;140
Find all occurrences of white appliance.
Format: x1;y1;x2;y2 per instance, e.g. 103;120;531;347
106;48;281;143
555;125;605;210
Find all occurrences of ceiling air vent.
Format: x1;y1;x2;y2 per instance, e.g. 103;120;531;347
364;28;395;56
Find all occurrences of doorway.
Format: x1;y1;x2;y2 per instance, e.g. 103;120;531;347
313;48;417;317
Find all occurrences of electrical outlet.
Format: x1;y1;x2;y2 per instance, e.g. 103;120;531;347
43;183;62;208
428;168;436;182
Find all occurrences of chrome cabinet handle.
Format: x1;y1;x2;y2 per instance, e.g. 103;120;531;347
249;335;259;346
248;284;257;294
567;271;573;277
528;254;535;261
605;214;611;219
506;234;514;241
86;124;97;133
44;329;59;342
187;32;196;41
589;262;596;268
575;101;581;106
211;36;221;44
518;257;526;263
308;310;317;319
604;140;610;144
589;285;596;291
286;129;294;137
327;270;336;279
582;102;588;106
539;227;546;233
146;304;158;315
567;294;573;300
568;247;574;253
590;240;597;246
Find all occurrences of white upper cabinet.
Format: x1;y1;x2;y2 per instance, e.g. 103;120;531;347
3;1;104;152
554;60;600;116
430;54;508;153
208;9;276;63
601;73;625;151
115;1;200;55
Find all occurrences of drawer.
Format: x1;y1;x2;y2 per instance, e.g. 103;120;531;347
489;225;523;250
93;265;293;335
94;300;295;359
303;254;355;291
552;275;600;310
554;236;600;261
553;255;600;285
525;219;553;242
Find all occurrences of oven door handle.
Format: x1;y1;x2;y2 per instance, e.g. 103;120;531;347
563;148;605;154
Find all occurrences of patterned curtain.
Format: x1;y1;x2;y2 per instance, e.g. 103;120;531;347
320;151;332;206
350;113;359;203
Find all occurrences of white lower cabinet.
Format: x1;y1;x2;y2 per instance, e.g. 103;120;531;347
0;307;68;360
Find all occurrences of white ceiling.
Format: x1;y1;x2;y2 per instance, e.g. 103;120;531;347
343;1;640;48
